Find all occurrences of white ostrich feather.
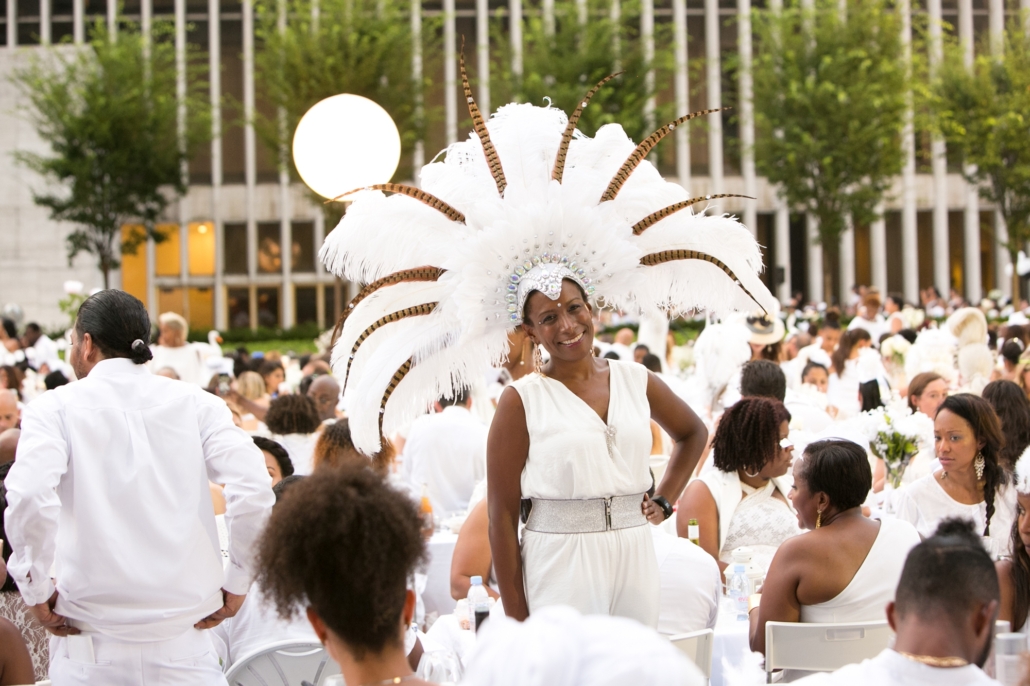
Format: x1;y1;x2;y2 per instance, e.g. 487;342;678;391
632;213;774;317
319;189;472;284
904;328;957;385
693;321;753;391
332;280;452;384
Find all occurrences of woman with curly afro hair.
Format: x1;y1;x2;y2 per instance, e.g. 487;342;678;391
255;467;433;686
676;396;800;574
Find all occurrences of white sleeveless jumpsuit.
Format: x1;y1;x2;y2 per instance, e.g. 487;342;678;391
511;360;660;627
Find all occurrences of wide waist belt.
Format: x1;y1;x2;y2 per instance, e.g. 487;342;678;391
524;493;647;534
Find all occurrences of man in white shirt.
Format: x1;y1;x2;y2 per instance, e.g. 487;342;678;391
4;290;274;686
796;518;1002;686
402;387;487;514
149;312;206;385
651;527;719;635
21;323;61;373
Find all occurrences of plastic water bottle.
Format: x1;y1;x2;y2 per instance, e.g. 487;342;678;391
996;633;1027;686
467;575;491;633
726;564;749;621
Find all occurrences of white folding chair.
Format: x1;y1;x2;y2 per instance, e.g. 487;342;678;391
224;640;341;686
669;629;715;680
764;620;892;683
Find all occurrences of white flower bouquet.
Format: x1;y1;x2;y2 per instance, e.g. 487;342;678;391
880;334;912;367
862;402;934;489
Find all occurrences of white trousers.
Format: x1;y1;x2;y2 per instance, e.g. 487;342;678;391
50;628;227;686
522;524;661;628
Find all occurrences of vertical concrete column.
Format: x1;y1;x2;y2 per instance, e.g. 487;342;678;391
705;0;723;194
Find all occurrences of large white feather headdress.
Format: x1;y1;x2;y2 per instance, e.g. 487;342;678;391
320;58;778;454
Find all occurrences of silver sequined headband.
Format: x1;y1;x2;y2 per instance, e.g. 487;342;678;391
510;256;595;324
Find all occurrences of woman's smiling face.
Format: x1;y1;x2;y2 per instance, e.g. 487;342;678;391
522;280;594;363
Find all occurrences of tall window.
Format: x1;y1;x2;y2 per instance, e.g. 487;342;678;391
224;223;248;275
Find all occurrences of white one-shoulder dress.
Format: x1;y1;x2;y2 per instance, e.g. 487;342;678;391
512;360;660;627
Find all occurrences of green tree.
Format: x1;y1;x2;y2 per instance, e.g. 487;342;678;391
933;25;1030;298
489;0;666;144
750;0;908;247
254;0;419;181
13;22;211;289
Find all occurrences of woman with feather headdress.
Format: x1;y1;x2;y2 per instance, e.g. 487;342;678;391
319;60;778;626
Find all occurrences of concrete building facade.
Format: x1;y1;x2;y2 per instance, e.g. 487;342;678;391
0;0;1020;329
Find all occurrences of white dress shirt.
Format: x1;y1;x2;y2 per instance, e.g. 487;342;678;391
209;582;318;668
4;358;274;642
402;405;487;514
149;344;206;385
651;526;720;635
27;334;60;372
270;432;319;476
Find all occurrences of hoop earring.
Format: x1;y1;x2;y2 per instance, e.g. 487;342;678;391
974;452;985;480
534;345;544;376
816;510;823;529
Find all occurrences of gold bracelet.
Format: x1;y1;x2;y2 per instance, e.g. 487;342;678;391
747;593;762;614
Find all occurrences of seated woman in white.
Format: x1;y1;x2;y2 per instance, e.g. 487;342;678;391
826;329;874;420
750;439;921;659
896;393;1016;560
677;396;800;574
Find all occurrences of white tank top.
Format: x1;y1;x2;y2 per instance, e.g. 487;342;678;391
799;517;922;623
512;360;653;500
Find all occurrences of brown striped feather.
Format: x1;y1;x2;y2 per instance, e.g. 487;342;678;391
639;249;767;314
329;183;465;224
379;357;414;439
460;44;507;196
551;72;623;183
342;302;439;391
631;194;756;235
600;108;729;203
329;267;446;350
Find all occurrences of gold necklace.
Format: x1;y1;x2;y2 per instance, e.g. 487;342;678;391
359;676;417;686
896;651;969;668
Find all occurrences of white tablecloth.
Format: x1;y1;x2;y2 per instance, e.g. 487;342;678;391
711;598;755;686
422;532;459;620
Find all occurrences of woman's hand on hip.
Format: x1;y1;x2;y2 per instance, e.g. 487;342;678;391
641;494;666;525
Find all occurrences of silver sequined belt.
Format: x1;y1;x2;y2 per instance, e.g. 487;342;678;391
524;493;648;534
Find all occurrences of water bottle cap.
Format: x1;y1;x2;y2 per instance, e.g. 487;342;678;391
733;564;746;573
470;576;483;585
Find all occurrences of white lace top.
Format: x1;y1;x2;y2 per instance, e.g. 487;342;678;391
719;481;802;572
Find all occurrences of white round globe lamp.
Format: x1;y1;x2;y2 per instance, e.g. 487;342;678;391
292;94;402;201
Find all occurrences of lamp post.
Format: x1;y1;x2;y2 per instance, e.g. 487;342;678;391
292;94;402;201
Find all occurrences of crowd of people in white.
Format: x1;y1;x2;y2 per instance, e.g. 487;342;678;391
3;282;1030;686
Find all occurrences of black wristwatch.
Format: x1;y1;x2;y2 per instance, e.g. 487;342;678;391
651;495;674;521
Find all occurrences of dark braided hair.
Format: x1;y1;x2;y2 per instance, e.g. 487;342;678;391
983;380;1030;473
712;397;791;476
264;394;320;435
936;394;1008;536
